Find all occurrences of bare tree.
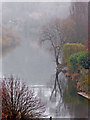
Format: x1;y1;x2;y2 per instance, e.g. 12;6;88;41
1;75;46;120
40;20;65;100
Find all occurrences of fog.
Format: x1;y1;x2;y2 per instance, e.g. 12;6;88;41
2;2;70;85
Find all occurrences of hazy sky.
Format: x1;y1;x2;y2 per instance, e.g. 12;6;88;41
1;0;89;2
2;2;71;85
1;2;88;85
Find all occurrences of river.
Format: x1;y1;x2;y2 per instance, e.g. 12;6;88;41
1;2;89;119
2;43;89;118
29;83;89;118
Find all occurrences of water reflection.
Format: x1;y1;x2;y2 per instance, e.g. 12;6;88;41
29;75;89;118
29;85;70;118
63;78;89;118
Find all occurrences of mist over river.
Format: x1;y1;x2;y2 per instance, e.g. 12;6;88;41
2;37;55;85
2;2;70;85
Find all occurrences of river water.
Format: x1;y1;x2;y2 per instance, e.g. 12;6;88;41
2;42;89;118
29;83;89;118
2;36;89;119
2;37;55;85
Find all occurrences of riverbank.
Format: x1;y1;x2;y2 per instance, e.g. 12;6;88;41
78;92;90;100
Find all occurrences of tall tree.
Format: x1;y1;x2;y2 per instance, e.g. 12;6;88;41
40;20;65;99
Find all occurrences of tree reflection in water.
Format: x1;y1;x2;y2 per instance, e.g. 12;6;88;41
63;78;89;118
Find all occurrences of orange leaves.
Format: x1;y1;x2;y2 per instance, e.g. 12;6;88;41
2;113;8;119
65;72;71;78
72;73;79;80
65;72;79;81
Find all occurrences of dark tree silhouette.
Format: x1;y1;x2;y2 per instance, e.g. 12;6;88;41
40;21;64;100
1;75;46;120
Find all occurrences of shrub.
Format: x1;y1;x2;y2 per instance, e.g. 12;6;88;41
77;69;89;93
1;75;46;120
62;43;87;63
77;52;90;69
69;52;90;73
69;52;82;72
69;54;78;70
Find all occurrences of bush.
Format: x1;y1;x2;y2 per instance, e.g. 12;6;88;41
77;69;89;93
69;52;90;73
62;43;87;63
69;54;77;68
77;52;90;69
69;52;82;72
1;75;46;120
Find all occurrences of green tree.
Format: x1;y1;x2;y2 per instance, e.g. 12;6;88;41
77;52;90;69
62;43;86;64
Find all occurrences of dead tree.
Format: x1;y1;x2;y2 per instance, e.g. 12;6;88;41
50;46;62;100
40;20;64;100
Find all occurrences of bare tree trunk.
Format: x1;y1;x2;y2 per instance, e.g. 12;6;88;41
50;55;62;100
56;71;62;98
50;78;56;100
11;77;13;110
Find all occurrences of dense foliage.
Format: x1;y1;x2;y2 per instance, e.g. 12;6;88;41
62;43;86;63
68;52;90;93
77;52;90;69
69;54;78;72
69;52;90;70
